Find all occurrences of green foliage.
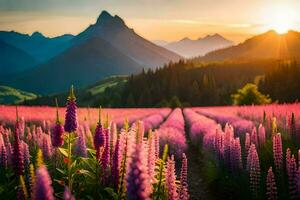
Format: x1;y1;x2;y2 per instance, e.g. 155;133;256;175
0;85;36;104
231;83;271;105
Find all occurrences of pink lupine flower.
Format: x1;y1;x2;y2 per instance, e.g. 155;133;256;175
110;122;117;152
179;153;189;200
154;131;160;159
147;132;156;183
273;133;283;171
126;144;152;200
258;124;266;146
166;155;179;200
34;165;55;200
287;154;297;198
63;186;75;200
0;144;7;168
230;137;242;172
21;141;30;168
248;144;261;198
266;167;277;200
13;121;24;176
245;133;251;157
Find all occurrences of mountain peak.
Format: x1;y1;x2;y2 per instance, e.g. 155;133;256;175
31;31;44;38
95;10;125;27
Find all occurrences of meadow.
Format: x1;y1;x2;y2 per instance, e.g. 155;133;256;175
0;89;299;200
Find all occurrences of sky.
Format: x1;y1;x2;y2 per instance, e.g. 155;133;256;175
0;0;300;43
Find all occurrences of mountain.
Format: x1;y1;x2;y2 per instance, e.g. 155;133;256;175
0;31;74;62
73;11;181;68
0;39;37;75
0;85;36;104
4;10;181;94
164;34;234;58
23;76;127;107
198;30;300;61
8;37;141;94
152;40;169;46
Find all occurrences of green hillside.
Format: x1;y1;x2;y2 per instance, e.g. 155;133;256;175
23;76;127;107
0;85;37;104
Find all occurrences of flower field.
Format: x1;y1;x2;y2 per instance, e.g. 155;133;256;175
1;90;300;199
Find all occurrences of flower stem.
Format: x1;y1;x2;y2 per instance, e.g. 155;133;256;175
68;133;72;191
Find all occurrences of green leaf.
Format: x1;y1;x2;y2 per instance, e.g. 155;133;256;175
58;147;69;157
56;168;67;175
105;187;118;200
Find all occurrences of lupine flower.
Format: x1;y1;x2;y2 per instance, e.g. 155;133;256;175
273;133;283;171
74;126;87;157
147;131;156;183
248;144;261;198
42;134;53;159
63;186;76;200
154;131;160;159
126;144;152;200
230;137;242;172
64;86;78;133
52;103;64;147
245;133;251;156
13;120;24;176
110;122;117;152
258;124;266;146
111;138;121;188
0;144;7;168
94;108;105;160
266;167;277;200
179;153;189;200
166;155;179;200
21;141;30;168
101;128;110;171
287;154;297;198
34;165;55;200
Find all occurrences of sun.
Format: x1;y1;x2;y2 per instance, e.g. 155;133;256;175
264;4;296;34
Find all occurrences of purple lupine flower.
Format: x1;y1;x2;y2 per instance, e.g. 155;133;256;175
266;167;277;200
21;141;30;168
52;123;64;147
251;127;258;147
63;186;75;200
0;144;7;168
64;86;78;133
5;140;12;166
273;133;283;171
110;122;117;153
34;165;55;200
52;104;64;147
126;144;152;200
74;126;87;157
111;138;121;188
179;153;189;200
94;122;105;160
101;128;110;171
42;134;53;159
166;155;179;200
13;121;24;176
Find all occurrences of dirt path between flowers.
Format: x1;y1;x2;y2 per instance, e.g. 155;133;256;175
182;111;214;200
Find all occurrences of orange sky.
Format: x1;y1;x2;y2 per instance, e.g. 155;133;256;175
0;0;300;43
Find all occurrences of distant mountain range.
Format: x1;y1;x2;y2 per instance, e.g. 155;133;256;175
0;85;36;104
1;11;181;94
197;30;300;61
154;34;234;58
